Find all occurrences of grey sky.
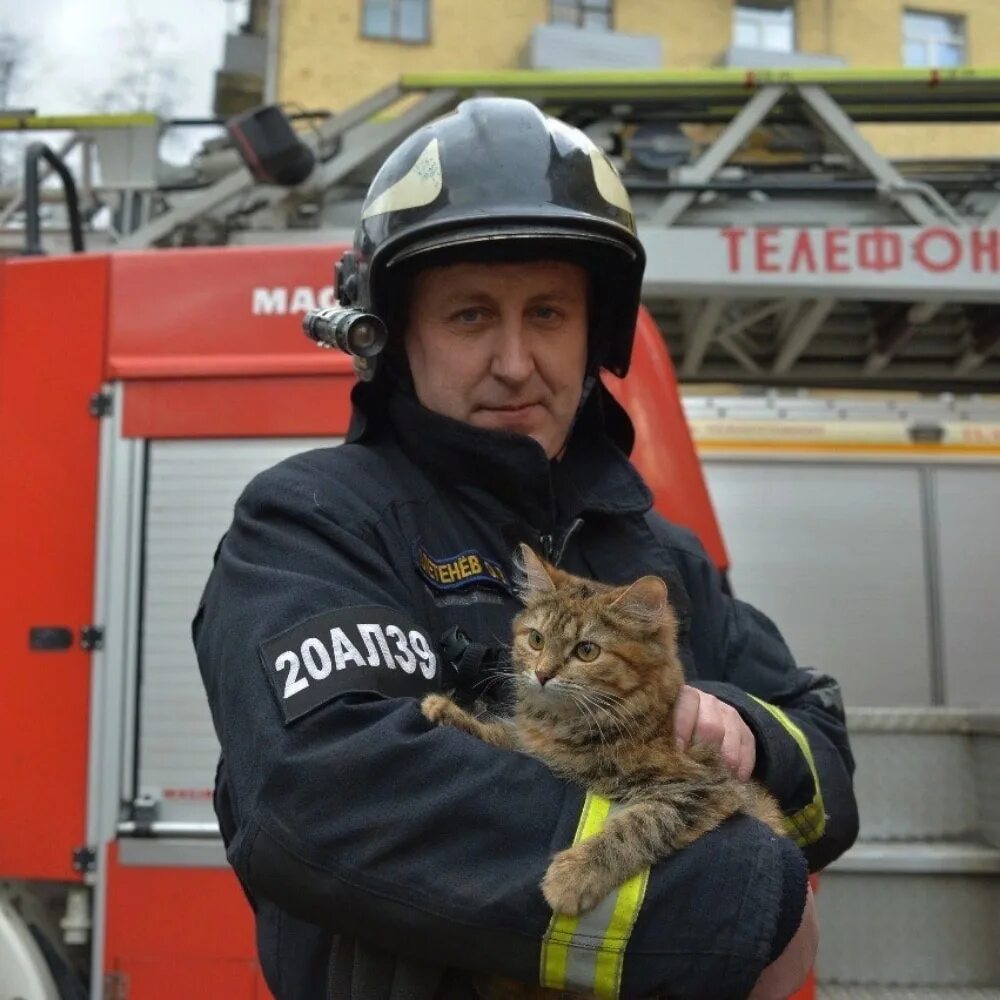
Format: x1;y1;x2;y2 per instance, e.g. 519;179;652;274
1;0;250;165
1;0;240;118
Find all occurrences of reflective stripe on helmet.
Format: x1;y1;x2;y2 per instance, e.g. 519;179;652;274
362;139;443;220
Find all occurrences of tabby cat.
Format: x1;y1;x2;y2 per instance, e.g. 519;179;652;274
421;545;785;998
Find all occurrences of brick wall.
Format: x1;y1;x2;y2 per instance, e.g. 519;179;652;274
276;0;1000;157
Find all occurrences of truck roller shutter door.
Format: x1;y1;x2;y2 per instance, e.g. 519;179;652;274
137;438;341;829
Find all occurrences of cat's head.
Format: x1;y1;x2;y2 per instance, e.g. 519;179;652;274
510;544;682;720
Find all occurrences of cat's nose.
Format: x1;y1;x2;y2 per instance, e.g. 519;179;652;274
534;670;549;687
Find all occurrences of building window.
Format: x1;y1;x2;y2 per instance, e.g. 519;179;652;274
362;0;430;43
903;10;965;67
550;0;613;31
733;3;795;53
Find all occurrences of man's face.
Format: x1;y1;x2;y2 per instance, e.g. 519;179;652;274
403;260;589;458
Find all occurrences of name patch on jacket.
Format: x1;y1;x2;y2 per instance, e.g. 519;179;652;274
415;545;510;593
258;605;439;725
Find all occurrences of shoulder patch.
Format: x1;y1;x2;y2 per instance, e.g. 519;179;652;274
258;605;440;725
415;544;510;594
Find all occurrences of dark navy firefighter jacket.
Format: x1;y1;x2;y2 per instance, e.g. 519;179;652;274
193;382;858;1000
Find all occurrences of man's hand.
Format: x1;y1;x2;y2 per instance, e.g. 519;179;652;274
748;885;818;999
672;685;756;781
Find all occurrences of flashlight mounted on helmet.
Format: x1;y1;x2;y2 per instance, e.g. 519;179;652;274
302;252;386;380
302;306;387;380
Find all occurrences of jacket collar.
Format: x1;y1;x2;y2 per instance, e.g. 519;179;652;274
372;380;653;531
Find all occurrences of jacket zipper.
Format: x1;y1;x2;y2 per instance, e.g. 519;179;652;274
539;534;554;560
539;516;584;567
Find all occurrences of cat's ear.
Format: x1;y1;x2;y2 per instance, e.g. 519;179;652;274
512;544;555;602
610;575;669;621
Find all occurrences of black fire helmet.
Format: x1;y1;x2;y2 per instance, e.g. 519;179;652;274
335;96;646;377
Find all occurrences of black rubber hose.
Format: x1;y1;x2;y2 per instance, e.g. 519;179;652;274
23;141;85;255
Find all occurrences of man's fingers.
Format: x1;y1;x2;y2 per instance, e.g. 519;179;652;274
695;698;726;749
673;686;700;748
718;709;743;775
737;721;757;782
674;688;758;782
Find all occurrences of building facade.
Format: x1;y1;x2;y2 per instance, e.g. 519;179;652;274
276;0;1000;155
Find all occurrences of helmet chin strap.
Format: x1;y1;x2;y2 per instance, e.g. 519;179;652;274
550;372;599;462
577;372;600;416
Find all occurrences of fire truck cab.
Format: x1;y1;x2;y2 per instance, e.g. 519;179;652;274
0;244;733;999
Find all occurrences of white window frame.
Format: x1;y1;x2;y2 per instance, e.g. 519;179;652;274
902;9;966;67
550;0;614;31
733;3;796;53
361;0;431;44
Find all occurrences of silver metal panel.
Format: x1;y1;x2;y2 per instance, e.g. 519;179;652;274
819;988;1000;998
137;438;339;824
918;468;946;706
816;872;1000;986
118;839;227;868
524;23;662;70
847;707;1000;735
702;462;933;706
830;841;1000;875
636;227;1000;302
849;732;978;842
932;468;1000;707
973;736;1000;848
87;383;145;1000
118;821;222;838
845;710;999;843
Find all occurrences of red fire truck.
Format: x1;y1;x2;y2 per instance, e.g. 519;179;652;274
1;244;817;999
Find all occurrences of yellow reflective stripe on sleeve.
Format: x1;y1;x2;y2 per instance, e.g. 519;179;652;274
541;794;609;990
592;866;651;998
540;793;651;999
747;695;827;847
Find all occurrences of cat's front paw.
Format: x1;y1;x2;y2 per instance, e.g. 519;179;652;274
542;846;614;916
421;693;457;726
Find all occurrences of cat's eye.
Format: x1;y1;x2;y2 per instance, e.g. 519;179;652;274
574;641;600;662
527;629;544;650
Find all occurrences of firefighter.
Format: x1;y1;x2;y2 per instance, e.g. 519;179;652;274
194;97;858;1000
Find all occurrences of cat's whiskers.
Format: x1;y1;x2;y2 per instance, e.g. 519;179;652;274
474;675;516;709
462;645;519;706
565;686;612;743
595;703;634;743
554;679;637;745
573;687;644;744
